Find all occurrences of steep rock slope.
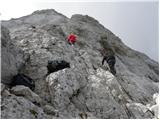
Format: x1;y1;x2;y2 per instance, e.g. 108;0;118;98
1;26;25;84
1;9;159;119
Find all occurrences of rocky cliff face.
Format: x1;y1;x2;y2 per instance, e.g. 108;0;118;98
1;9;159;119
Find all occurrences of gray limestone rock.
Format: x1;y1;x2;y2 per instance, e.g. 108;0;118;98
11;85;41;104
1;9;159;119
1;26;25;84
126;102;154;119
0;83;6;93
43;105;58;115
148;93;159;119
1;94;49;119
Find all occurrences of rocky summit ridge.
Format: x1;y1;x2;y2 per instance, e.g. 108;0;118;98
1;9;159;119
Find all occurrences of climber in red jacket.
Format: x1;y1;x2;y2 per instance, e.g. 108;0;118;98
68;33;77;45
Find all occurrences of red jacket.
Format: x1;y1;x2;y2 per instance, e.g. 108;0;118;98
68;34;76;43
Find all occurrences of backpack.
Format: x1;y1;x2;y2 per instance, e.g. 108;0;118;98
47;60;70;73
11;74;35;91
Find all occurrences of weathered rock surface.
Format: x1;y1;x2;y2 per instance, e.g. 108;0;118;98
1;26;25;84
148;93;159;118
11;85;41;104
126;102;153;118
0;83;6;93
1;9;159;119
1;90;50;119
43;104;59;116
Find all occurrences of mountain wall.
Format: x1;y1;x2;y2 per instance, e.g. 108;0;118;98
1;9;159;119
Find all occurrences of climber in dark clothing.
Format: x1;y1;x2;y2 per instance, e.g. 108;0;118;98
102;55;116;75
100;46;116;75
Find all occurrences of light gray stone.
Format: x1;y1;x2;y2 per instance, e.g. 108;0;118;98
11;85;41;104
1;89;12;97
148;93;159;119
43;105;57;115
126;102;154;119
1;94;49;119
150;104;159;118
1;83;6;93
153;93;159;104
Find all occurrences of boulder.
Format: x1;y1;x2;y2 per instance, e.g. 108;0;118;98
43;105;58;115
11;85;41;104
